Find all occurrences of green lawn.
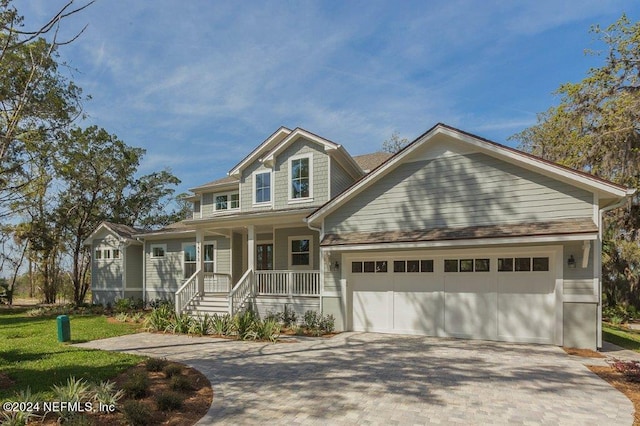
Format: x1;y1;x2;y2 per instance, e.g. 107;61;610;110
603;323;640;352
0;309;144;399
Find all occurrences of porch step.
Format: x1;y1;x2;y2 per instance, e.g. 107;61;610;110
184;294;229;316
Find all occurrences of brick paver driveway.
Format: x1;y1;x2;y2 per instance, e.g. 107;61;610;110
77;332;633;425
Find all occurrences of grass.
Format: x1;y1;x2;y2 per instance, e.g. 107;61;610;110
603;323;640;352
0;308;144;399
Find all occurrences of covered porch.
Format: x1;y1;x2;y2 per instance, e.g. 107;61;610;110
175;210;321;316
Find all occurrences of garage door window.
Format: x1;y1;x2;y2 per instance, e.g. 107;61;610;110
394;260;434;273
498;257;549;272
445;258;490;272
352;261;388;273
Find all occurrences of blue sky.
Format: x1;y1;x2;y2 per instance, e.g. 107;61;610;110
16;0;639;195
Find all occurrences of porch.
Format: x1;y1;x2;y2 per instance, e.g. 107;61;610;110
176;269;321;317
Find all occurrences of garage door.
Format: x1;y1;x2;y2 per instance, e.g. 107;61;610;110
350;253;556;344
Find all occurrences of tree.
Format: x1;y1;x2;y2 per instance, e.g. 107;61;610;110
382;132;410;153
54;126;181;305
0;0;91;221
511;14;640;308
0;224;27;304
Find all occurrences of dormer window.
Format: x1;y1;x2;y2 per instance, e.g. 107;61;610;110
215;192;239;211
254;171;271;204
289;154;312;201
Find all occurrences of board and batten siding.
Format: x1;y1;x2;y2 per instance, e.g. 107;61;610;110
325;152;594;234
330;159;355;198
92;234;123;290
125;245;144;290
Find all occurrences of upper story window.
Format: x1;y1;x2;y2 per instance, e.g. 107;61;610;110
215;192;239;211
290;155;312;201
254;171;271;204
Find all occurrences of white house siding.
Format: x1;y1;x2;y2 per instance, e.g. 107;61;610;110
325;153;594;234
273;227;320;270
330;159;355;198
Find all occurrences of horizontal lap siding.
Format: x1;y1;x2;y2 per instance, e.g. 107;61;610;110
145;239;189;293
216;237;231;275
274;227;320;270
202;193;214;216
325;153;593;234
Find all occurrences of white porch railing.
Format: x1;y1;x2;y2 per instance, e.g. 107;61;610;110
204;272;232;293
175;270;200;315
229;269;254;316
254;270;320;296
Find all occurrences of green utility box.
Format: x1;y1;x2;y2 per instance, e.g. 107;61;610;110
57;315;70;342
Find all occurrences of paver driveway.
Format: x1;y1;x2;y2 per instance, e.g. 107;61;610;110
77;332;633;425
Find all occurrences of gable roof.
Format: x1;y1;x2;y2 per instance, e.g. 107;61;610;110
83;221;144;246
228;126;292;177
307;123;635;225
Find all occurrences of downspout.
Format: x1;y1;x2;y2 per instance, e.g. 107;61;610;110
305;218;324;314
597;192;635;348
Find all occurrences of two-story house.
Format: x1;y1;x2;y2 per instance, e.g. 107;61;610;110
86;123;634;350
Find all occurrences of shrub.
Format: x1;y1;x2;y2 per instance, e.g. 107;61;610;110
155;391;184;411
130;312;145;323
279;305;297;327
122;400;152;426
145;304;175;332
51;377;91;422
189;313;212;335
163;363;183;378
166;312;194;334
170;375;193;392
148;298;173;310
235;309;257;340
115;312;129;322
255;318;281;343
114;298;133;314
319;314;335;334
122;371;150;399
145;357;168;372
211;313;233;336
610;358;640;382
303;310;320;330
91;380;124;406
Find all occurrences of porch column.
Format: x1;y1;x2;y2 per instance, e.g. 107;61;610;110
196;229;204;294
247;225;255;271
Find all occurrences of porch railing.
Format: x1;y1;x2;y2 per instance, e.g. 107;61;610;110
175;269;200;315
254;270;320;296
229;269;253;316
204;272;232;293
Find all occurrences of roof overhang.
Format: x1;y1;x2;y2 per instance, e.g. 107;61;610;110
228;126;292;177
320;218;598;252
83;222;142;246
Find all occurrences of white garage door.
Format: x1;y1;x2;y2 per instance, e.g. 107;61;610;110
350;252;556;344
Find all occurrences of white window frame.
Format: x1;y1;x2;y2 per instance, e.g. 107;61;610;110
252;170;273;206
103;249;111;260
288;235;313;270
112;249;120;259
94;248;102;261
288;153;313;203
150;244;166;259
182;241;216;277
214;191;240;211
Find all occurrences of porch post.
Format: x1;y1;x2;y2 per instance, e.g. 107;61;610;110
196;229;204;295
247;225;255;271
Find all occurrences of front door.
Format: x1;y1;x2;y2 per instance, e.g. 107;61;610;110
256;243;273;270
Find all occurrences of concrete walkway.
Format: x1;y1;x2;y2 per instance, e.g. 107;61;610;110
76;332;634;425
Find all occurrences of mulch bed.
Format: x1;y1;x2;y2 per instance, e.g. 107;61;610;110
589;365;640;426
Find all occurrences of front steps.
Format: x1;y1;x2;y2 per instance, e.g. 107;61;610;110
184;294;229;316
